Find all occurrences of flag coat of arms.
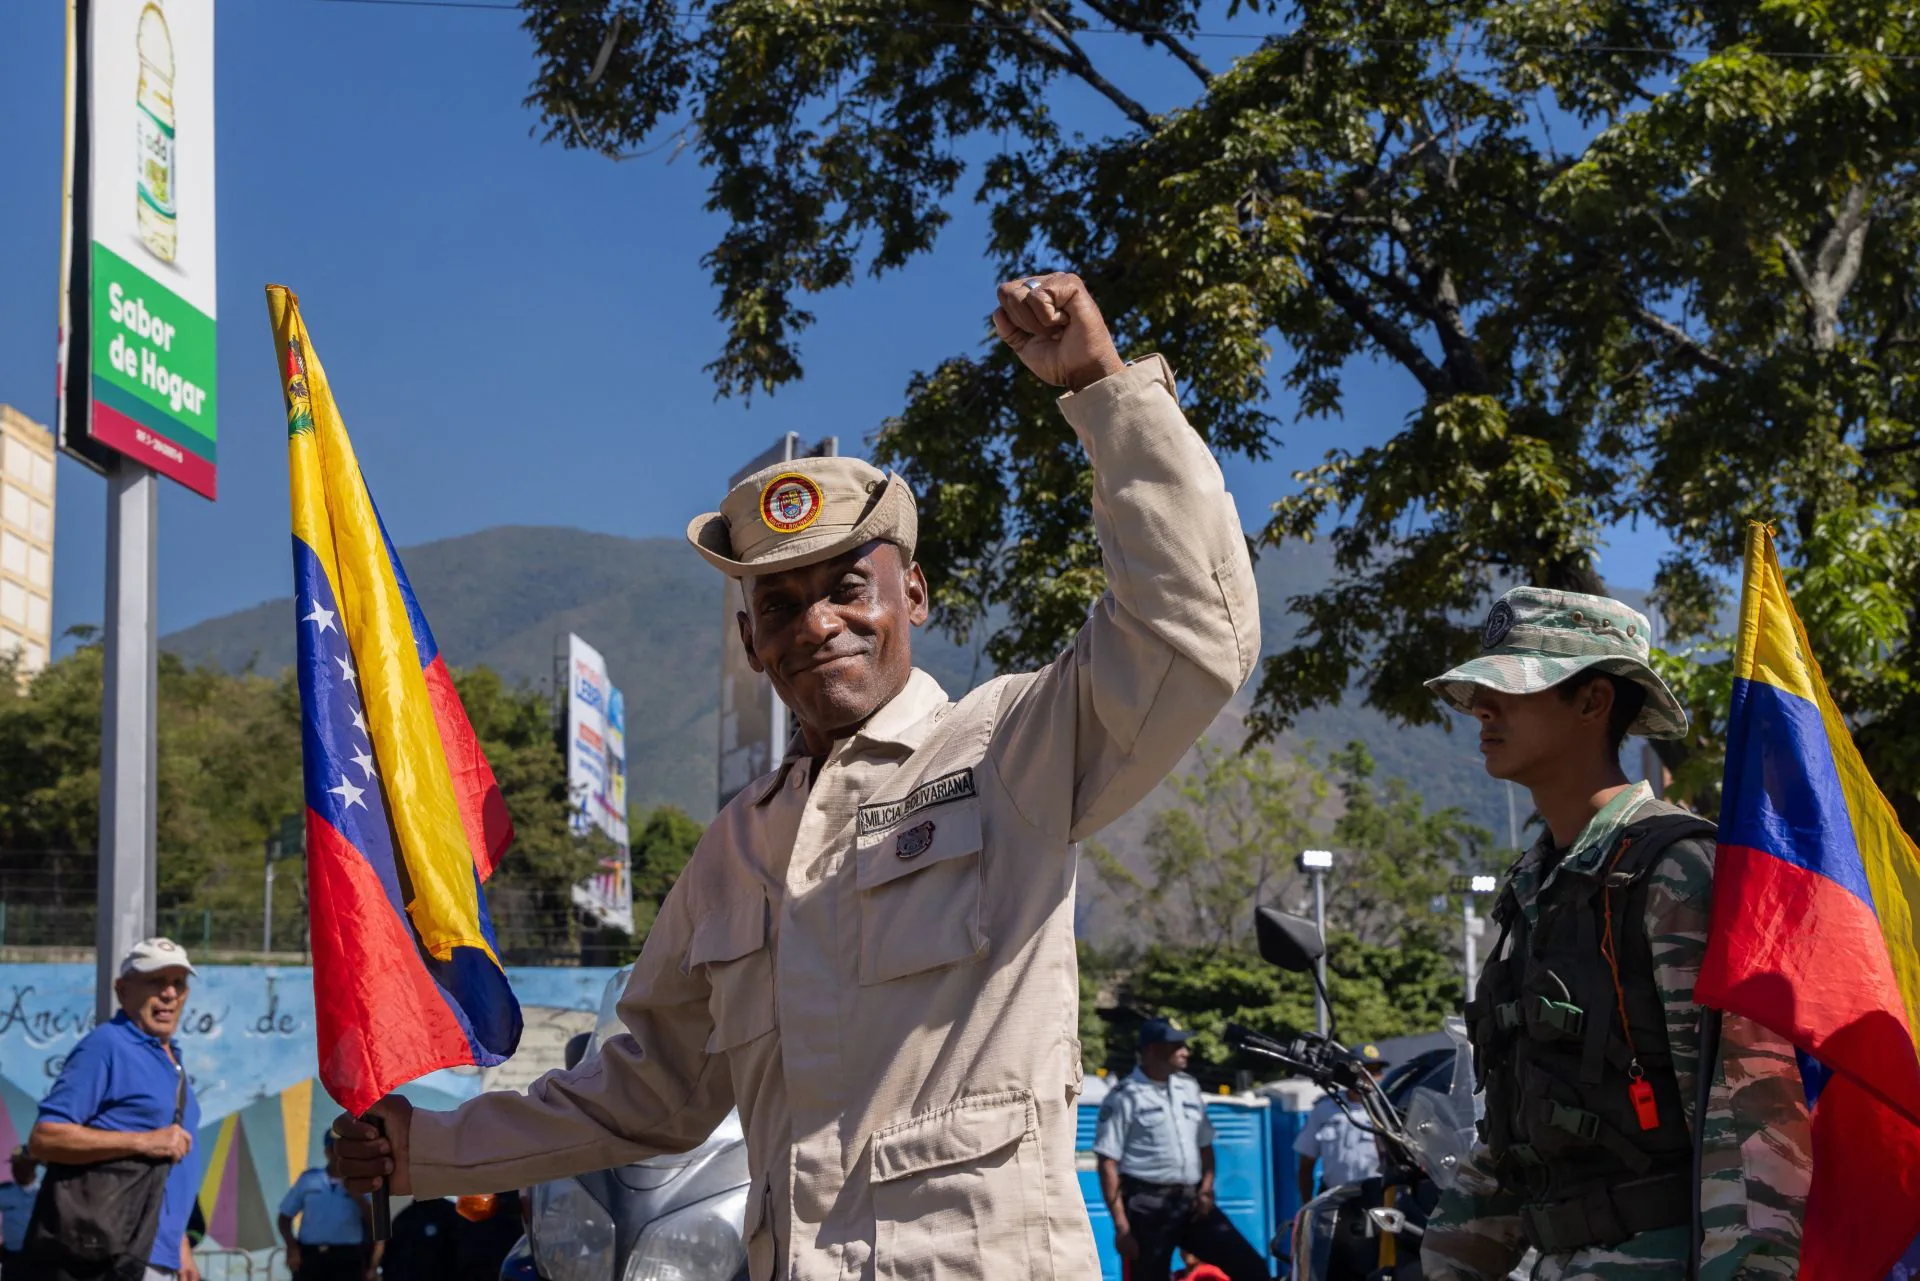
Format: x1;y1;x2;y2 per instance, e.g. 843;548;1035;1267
267;285;521;1116
1697;523;1920;1279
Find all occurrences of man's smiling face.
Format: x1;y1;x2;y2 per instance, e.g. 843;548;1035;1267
737;540;928;751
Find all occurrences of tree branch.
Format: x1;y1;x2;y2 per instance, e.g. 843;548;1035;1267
1073;0;1212;86
988;2;1155;132
1624;294;1737;378
1309;259;1449;397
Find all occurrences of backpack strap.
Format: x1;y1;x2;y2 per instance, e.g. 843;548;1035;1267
1574;812;1716;1085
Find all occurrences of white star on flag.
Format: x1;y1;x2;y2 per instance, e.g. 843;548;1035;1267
302;602;337;635
351;746;378;780
329;777;367;810
336;654;358;686
351;707;368;734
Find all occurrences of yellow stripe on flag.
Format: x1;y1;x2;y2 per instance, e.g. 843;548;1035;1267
266;286;495;963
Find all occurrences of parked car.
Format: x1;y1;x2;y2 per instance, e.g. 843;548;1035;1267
510;967;753;1281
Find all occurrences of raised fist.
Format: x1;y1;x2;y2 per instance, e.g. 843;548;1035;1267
992;272;1125;392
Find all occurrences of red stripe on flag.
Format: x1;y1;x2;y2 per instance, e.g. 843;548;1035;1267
307;812;482;1116
421;655;514;882
1699;844;1920;1122
1797;1072;1920;1281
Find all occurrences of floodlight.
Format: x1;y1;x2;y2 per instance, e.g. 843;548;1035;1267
1471;874;1499;894
1299;849;1334;870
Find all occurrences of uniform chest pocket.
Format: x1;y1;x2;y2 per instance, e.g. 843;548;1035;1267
854;796;987;986
686;901;776;1053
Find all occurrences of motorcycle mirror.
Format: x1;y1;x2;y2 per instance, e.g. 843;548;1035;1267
563;1031;592;1071
1255;906;1324;972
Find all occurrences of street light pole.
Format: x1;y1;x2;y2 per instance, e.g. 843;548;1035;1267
263;843;276;954
1452;874;1498;994
1299;849;1334;1036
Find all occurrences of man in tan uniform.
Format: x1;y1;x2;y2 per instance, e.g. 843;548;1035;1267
333;273;1261;1281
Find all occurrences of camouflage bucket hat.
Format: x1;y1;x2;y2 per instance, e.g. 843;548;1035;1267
1424;587;1689;740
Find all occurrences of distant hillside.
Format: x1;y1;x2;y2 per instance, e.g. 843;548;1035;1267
161;525;1522;863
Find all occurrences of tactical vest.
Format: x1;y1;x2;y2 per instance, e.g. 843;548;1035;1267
1465;810;1716;1256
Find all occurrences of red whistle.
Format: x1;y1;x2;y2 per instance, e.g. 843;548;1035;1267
1629;1078;1660;1131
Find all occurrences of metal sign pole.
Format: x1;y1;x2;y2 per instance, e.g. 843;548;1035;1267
1312;868;1329;1036
95;460;158;1022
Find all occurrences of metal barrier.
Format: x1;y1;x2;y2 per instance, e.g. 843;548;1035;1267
192;1246;288;1281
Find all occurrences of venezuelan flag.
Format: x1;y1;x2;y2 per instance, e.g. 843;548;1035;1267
267;286;521;1116
1697;523;1920;1280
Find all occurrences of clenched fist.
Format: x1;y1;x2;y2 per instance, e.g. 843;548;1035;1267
993;272;1125;392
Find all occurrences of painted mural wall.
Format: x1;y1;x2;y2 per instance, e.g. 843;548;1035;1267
0;964;626;1249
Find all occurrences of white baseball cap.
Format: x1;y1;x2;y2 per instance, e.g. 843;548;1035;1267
118;937;199;979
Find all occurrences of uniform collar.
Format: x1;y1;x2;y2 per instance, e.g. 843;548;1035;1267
1511;779;1658;899
749;669;951;806
851;668;950;750
1563;780;1657;872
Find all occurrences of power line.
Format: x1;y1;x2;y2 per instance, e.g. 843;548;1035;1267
304;0;1920;64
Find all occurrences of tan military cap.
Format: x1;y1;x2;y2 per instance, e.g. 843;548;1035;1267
686;456;918;578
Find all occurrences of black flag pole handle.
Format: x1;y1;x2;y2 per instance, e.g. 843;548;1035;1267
365;1110;392;1241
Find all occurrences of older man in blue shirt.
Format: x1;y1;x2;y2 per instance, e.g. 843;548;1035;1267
1094;1019;1269;1281
28;939;203;1281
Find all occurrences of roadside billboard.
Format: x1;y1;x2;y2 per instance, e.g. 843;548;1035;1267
564;633;632;932
60;0;219;498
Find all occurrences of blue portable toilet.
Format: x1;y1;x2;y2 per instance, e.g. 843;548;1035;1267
1076;1082;1278;1280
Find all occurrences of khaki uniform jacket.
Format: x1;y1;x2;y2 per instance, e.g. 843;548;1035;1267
408;355;1261;1281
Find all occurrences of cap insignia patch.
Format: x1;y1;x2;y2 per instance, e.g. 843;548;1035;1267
895;820;936;860
760;473;825;535
1482;599;1516;650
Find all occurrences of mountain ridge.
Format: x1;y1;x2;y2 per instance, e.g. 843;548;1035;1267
160;525;1520;850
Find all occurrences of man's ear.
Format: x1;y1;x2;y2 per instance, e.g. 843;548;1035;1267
1580;675;1616;726
906;561;930;627
735;609;765;675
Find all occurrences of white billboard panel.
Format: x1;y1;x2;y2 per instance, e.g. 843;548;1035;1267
62;0;220;497
565;634;632;932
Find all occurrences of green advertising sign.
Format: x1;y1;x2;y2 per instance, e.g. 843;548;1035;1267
91;242;217;457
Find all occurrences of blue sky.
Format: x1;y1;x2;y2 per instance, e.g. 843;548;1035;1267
0;1;1673;650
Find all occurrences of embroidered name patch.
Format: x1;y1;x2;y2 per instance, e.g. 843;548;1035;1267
858;768;977;836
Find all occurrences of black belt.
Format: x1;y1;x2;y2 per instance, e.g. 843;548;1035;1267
302;1244;365;1254
1119;1175;1197;1195
1519;1171;1691;1254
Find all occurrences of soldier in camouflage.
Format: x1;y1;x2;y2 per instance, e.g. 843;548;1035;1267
1419;588;1811;1281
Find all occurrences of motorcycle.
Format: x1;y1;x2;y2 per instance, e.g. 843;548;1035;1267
508;967;753;1281
1231;906;1527;1281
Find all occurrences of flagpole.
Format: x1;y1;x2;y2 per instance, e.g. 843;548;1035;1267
366;1111;391;1240
1688;1007;1724;1281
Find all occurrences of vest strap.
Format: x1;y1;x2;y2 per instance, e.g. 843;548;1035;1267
1519;1171;1692;1253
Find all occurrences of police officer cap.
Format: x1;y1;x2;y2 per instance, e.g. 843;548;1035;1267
686;456;918;579
1138;1017;1192;1049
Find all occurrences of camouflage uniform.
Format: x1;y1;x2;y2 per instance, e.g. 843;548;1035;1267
1419;590;1812;1281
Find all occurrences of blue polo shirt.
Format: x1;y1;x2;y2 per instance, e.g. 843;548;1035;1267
37;1013;202;1271
279;1168;367;1246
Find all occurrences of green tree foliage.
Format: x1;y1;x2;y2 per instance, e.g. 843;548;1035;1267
1089;742;1323;950
1324;742;1492;947
631;804;705;940
0;645;602;957
1111;936;1464;1076
1085;737;1481;1072
523;0;1920;824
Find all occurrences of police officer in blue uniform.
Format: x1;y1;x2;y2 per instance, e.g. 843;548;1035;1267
1094;1019;1270;1280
